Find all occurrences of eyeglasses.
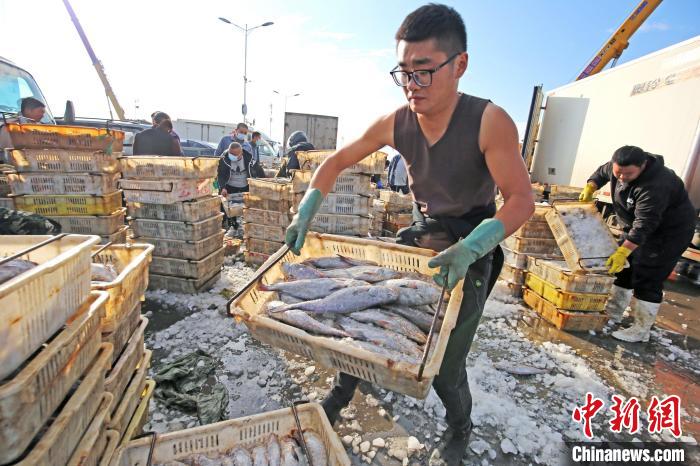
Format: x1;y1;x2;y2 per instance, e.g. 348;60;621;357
390;53;461;87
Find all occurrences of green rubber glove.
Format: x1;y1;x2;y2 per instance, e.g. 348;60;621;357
285;188;323;255
427;218;505;290
579;182;597;202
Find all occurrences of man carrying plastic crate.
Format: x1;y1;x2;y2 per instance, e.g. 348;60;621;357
284;4;534;464
579;145;695;343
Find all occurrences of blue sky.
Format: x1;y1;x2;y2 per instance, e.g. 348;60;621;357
1;0;698;143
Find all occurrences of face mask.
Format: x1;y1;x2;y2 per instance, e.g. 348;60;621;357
228;153;237;161
235;133;245;141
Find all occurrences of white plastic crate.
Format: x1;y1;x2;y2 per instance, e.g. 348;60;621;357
311;213;371;236
135;230;224;261
149;247;225;279
297;149;386;175
148;269;221;293
109;350;152;438
0;234;99;380
0;197;13;209
293;192;372;216
120;178;213;204
48;208;126;235
131;213;223;241
119;156;218;179
126;196;221;222
248;178;291;201
243;222;286;243
7;172;121;195
99;224;129;245
243;207;291;227
5;149;120;173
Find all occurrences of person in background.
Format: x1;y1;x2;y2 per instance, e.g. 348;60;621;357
18;97;46;124
580;145;695;343
276;130;315;177
217;142;254;196
216;123;252;157
151;111;182;146
133;116;183;156
251;131;262;162
388;152;409;194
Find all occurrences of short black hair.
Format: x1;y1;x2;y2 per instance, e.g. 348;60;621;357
252;131;261;139
395;3;467;55
152;111;170;124
236;122;248;130
21;97;45;113
612;145;649;167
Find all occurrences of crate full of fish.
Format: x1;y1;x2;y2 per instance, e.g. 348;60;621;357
120;178;214;204
126;196;221;223
545;202;618;272
0;234;99;380
5;148;120;174
7;172;121;196
296;149;387;175
231;232;463;399
4;123;124;152
526;257;614;294
119;155;218;180
112;402;349;466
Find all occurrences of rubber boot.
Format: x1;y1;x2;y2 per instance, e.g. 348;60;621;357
320;373;359;426
605;285;633;323
428;422;472;466
612;299;660;343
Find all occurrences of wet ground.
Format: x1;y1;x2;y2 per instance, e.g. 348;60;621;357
140;258;699;465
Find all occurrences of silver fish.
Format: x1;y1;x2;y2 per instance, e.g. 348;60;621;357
267;434;281;466
494;363;549;376
272;286;399;314
321;265;402;283
379;279;441;306
0;259;37;285
278;293;304;304
337;317;423;357
266;305;350;338
252;445;268;466
191;454;226;466
281;263;325;280
351;308;427;344
230;448;253;466
302;255;376;269
381;304;437;333
280;437;301;466
258;278;367;300
349;339;420;365
303;430;328;466
91;262;118;282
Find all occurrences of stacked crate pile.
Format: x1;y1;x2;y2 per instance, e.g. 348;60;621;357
522;201;617;332
243;177;294;266
91;242;156;452
119;156;224;293
3;124;126;244
0;164;13;210
0;234;118;466
370;198;386;237
379;189;413;237
292;150;386;238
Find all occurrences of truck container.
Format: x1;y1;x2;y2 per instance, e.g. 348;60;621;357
284;112;338;151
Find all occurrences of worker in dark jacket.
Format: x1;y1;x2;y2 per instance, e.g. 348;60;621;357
580;145;695;343
217;142;257;196
133;118;183;156
276;130;315;178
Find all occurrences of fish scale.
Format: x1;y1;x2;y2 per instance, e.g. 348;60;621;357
271;286;400;314
351;308;427;344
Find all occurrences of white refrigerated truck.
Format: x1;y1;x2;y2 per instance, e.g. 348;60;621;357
527;35;700;208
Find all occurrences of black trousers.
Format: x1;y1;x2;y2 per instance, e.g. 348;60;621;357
615;229;693;303
325;247;503;430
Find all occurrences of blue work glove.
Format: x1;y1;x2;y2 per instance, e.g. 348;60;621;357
427;218;505;290
285;188;323;255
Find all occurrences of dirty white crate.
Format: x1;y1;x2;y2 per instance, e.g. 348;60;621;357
503;235;561;255
12;190;124;216
112;403;350;466
4;123;124;152
10;343;113;466
290;169;373;196
101;430;121;466
119;156;218;180
120;379;155;445
379;189;413;212
149;247;225;279
527;257;615;294
0;234;98;380
102;303;142;366
92;244;153;333
67;392;114;466
243;222;286;243
135;229;224;261
245;237;286;256
545;202;618;272
248;178;291;201
386;211;413;225
297;149;386;175
8;172;121;195
311;213;371;236
515;220;554;239
148;268;221;293
126;196;221;222
243;193;293;212
6;148;120;173
244;250;269;267
0;291;107;464
109;350;152;437
100;225;129;245
131;213;223;241
501;245;563;270
0;197;13;209
243;207;291;227
48;208;126;236
120;178;213;204
292;191;372;216
0;173;10;197
499;262;526;285
105;317;147;407
223;201;244;218
232;232;462;399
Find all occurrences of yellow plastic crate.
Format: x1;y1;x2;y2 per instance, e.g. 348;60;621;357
525;273;608;311
523;288;607;332
248;178;291;201
526;257;614;294
499;262;526;285
296;149;386;175
4;123;124;152
12;190;123;216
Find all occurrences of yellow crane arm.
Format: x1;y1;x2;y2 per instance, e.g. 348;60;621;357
576;0;663;80
62;0;126;120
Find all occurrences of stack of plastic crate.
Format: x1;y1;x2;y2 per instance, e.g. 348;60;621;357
370;198;386;237
520;201;617;331
120;156;224;293
243;177;293;266
378;189;413;237
0;164;13;210
292;150;386;237
0;233;122;466
3;123;126;244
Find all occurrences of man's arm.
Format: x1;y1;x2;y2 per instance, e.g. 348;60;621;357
588;162;612;190
480;104;534;235
308;113;395;195
215;137;227;157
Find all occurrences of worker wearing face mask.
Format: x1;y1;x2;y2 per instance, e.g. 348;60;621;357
217;142;254;196
216;122;253;157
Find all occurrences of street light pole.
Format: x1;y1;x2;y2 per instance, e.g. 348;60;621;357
273;90;301;154
219;17;274;123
